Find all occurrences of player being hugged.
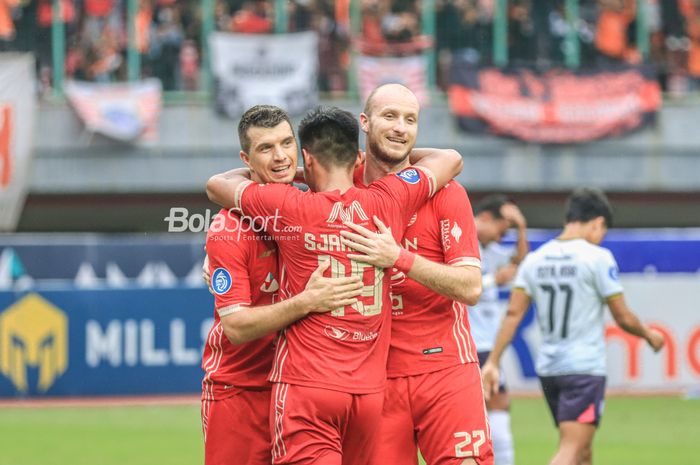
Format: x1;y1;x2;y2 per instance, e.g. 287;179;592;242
482;188;665;465
206;106;463;465
201;105;364;465
337;83;493;465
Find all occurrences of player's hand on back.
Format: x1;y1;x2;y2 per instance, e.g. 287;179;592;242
340;216;401;269
481;362;500;402
647;328;666;352
303;260;364;313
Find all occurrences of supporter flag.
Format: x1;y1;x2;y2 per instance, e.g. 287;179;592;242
64;79;162;142
448;60;662;143
0;53;35;231
356;55;430;105
210;32;319;119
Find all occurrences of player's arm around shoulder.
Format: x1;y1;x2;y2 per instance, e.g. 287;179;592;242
411;148;464;192
206;168;254;209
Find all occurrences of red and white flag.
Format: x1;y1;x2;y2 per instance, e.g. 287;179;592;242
356;55;430;105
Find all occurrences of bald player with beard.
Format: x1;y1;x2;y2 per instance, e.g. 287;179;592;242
340;84;493;465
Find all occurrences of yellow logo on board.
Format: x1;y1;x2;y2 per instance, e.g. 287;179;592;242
0;294;68;392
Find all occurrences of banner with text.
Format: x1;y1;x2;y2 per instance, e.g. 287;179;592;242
0;54;35;231
210;31;319;119
448;62;661;143
65;79;162;142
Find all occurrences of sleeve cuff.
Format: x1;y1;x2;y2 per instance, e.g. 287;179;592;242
448;257;481;268
217;303;250;318
512;286;530;297
233;180;254;212
414;166;437;197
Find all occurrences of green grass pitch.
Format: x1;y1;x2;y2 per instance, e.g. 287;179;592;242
0;396;698;465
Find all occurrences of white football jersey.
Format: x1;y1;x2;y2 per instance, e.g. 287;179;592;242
470;242;514;352
514;238;624;376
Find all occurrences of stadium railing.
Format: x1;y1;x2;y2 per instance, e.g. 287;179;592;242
6;0;681;101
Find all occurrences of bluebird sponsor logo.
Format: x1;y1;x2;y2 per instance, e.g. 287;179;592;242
324;325;350;341
396;168;420;184
212;268;232;294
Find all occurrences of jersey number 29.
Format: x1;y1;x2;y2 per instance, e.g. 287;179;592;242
317;255;384;317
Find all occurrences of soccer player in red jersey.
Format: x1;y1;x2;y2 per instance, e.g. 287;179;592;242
206;106;463;465
201;105;363;465
339;84;493;465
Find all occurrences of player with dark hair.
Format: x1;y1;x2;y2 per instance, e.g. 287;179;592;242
469;194;529;465
207;104;463;465
338;83;493;465
482;188;665;465
201;104;364;465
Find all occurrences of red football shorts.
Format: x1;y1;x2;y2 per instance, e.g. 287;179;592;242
270;382;384;465
201;388;272;465
370;363;494;465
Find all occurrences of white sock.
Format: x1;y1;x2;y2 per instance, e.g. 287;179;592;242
489;410;515;465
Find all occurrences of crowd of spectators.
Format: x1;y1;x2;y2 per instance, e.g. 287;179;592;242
434;0;700;92
0;0;699;95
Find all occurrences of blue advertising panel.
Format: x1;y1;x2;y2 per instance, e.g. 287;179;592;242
1;231;699;397
0;287;213;398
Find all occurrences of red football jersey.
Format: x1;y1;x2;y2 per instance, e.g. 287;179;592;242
234;167;436;394
387;181;481;376
202;209;280;400
354;167;481;377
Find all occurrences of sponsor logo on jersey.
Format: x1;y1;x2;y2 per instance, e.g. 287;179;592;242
422;347;444;355
326;201;369;224
352;330;378;342
440;219;452;251
260;271;279;293
451;222;463;243
323;325;350;341
0;294;68;393
396;168;420;184
212;268;232;294
608;266;619;281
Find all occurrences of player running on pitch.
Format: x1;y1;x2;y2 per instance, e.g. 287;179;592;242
207;106;463;465
201;105;363;465
482;188;665;465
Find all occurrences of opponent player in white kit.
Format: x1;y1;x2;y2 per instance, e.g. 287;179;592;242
482;188;665;465
470;195;529;465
